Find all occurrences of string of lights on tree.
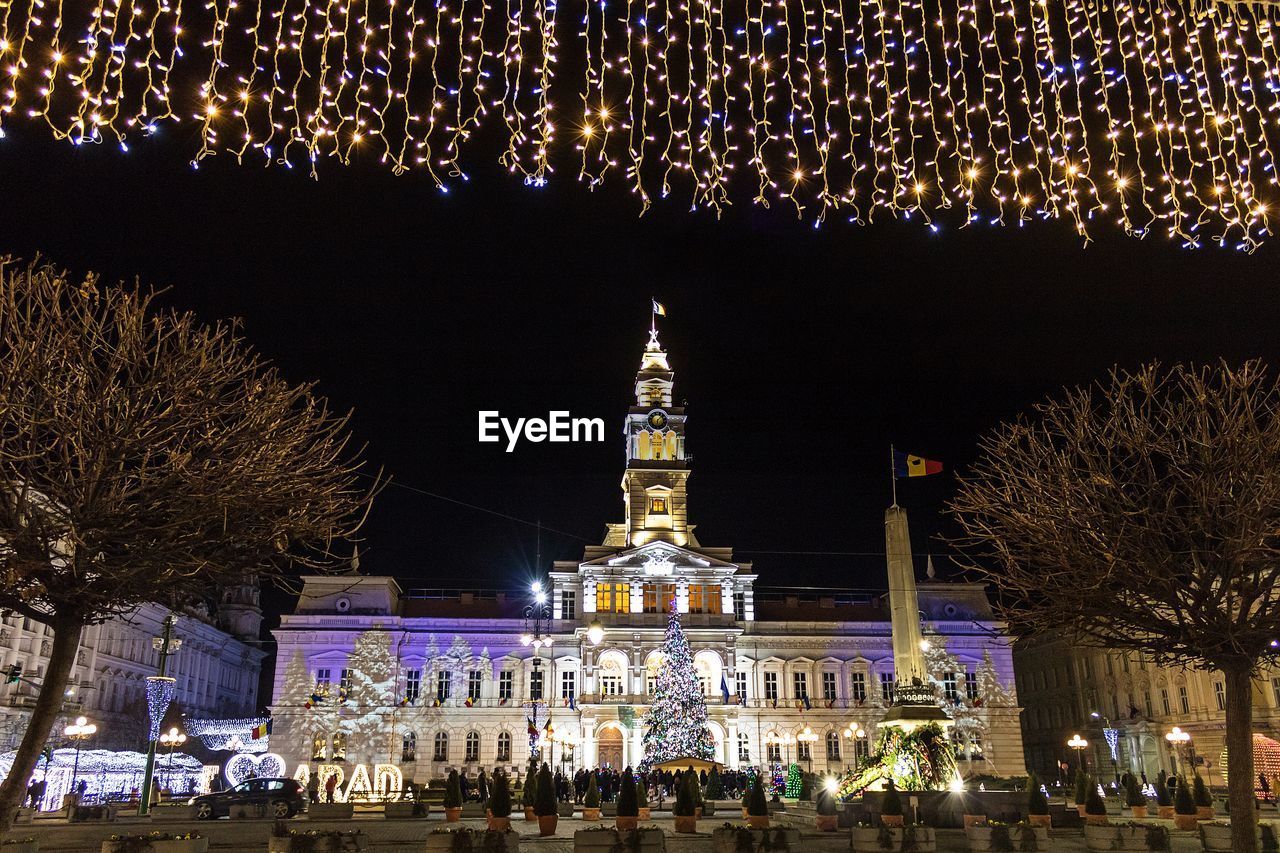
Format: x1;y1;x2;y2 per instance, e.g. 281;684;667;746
1;0;1278;246
639;601;715;770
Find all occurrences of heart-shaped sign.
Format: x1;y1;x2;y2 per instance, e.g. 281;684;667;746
224;752;288;786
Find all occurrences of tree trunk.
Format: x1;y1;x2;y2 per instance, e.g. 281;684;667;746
0;620;81;838
1225;665;1259;853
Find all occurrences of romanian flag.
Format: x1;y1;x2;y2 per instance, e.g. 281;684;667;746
464;696;475;708
251;719;272;740
652;299;667;317
306;692;324;709
893;451;943;479
527;718;538;737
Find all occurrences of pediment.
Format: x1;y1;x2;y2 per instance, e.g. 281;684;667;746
580;540;740;575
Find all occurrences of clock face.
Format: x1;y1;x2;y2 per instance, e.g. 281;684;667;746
646;409;668;430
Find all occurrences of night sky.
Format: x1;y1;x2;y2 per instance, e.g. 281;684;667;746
1;131;1276;610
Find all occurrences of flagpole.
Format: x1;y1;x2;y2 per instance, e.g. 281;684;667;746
889;445;898;507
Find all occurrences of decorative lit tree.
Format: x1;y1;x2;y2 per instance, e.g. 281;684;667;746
340;629;397;764
950;361;1280;853
0;260;373;835
784;764;803;799
640;602;715;769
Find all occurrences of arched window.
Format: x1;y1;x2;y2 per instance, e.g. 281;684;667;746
312;734;327;760
433;732;448;762
737;733;750;762
331;732;347;760
402;731;417;763
766;733;781;763
826;731;841;761
497;732;512;763
465;731;481;762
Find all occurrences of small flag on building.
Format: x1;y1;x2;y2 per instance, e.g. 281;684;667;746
892;450;943;478
720;676;730;704
251;719;272;740
499;697;508;706
567;695;577;710
306;692;324;709
802;693;812;710
527;718;538;737
464;696;475;708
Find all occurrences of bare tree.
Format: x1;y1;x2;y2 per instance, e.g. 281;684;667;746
0;259;375;835
949;361;1280;853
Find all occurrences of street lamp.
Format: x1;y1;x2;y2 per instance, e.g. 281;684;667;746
587;619;604;647
1067;734;1089;775
64;716;98;802
523;580;553;761
159;727;187;794
1166;726;1192;775
843;725;867;773
797;726;818;773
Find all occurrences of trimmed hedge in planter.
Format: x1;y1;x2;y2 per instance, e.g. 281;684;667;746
965;824;1048;851
574;827;664;853
851;826;937;853
710;825;800;853
424;828;520;853
1083;823;1170;852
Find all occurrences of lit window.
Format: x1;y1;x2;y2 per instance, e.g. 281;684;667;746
688;584;722;614
850;672;867;703
401;732;417;762
497;732;512;762
649;497;668;514
597;583;631;613
433;732;448;762
644;584;676;613
826;732;841;760
465;731;480;762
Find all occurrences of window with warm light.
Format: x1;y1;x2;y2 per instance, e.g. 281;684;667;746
597;582;631;613
644;583;676;613
496;731;512;762
688;584;721;614
649;496;668;514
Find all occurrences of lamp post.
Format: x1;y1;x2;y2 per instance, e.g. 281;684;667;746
159;727;187;793
139;614;181;815
797;726;818;773
1166;727;1192;776
843;724;866;774
1090;711;1121;784
1067;734;1089;776
64;716;98;803
523;581;553;762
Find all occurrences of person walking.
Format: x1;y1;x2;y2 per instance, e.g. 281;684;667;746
324;773;338;804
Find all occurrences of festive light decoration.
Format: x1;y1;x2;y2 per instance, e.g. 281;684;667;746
1103;728;1121;762
316;763;347;801
0;748;205;811
640;601;715;770
784;763;803;798
373;763;404;798
835;722;959;795
223;751;287;786
145;676;176;743
0;0;1277;245
1221;733;1280;792
185;718;271;753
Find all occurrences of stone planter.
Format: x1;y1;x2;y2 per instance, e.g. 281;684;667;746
102;840;208;853
1084;823;1171;852
151;805;198;822
558;803;576;818
962;815;986;829
711;827;799;853
425;831;519;853
385;802;429;819
1027;814;1052;828
538;814;558;837
814;814;838;832
851;826;937;853
702;802;715;816
1174;813;1198;831
881;814;904;827
575;828;663;853
673;815;698;833
965;825;1048;852
268;835;367;853
4;842;38;853
73;804;119;822
582;808;601;822
745;815;768;829
1083;812;1109;826
308;803;355;821
615;816;638;831
487;816;511;832
1199;823;1238;852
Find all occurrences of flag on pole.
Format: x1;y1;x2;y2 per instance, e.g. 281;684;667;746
464;696;475;708
652;299;667;317
720;676;730;704
893;450;943;478
251;719;272;739
802;693;812;710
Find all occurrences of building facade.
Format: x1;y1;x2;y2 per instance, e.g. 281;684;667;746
0;583;268;752
1017;636;1280;787
267;330;1027;793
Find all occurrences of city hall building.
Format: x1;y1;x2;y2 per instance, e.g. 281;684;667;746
266;331;1027;793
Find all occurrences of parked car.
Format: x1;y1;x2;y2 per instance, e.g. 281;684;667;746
191;778;304;819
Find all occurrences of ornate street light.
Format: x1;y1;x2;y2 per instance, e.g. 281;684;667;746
1165;726;1192;775
843;724;867;773
64;715;98;802
798;726;819;772
523;580;553;760
587;619;604;647
1067;734;1089;774
159;727;187;794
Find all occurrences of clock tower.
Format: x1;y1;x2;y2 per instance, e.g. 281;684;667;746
616;328;693;547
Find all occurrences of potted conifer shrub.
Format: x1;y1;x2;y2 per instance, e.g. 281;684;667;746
616;768;639;831
1125;773;1147;818
522;765;538;822
686;768;704;819
488;772;513;832
880;781;904;828
1084;778;1108;825
636;775;651;821
535;763;558;837
583;772;601;821
443;770;464;822
1192;773;1214;819
1074;769;1091;817
704;768;721;816
1155;773;1174;819
814;787;838;832
1026;773;1051;828
745;773;769;829
673;771;698;833
1173;776;1198;831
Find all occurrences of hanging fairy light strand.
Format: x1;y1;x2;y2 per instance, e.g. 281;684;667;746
1;0;1279;247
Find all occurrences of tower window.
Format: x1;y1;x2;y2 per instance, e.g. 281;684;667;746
649;497;668;514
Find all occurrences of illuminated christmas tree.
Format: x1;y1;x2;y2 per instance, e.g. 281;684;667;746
640;601;715;770
785;764;803;798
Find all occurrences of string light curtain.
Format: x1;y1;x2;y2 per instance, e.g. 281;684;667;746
1;0;1278;246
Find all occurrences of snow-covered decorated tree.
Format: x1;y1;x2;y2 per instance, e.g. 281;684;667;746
640;601;715;770
340;629;397;762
